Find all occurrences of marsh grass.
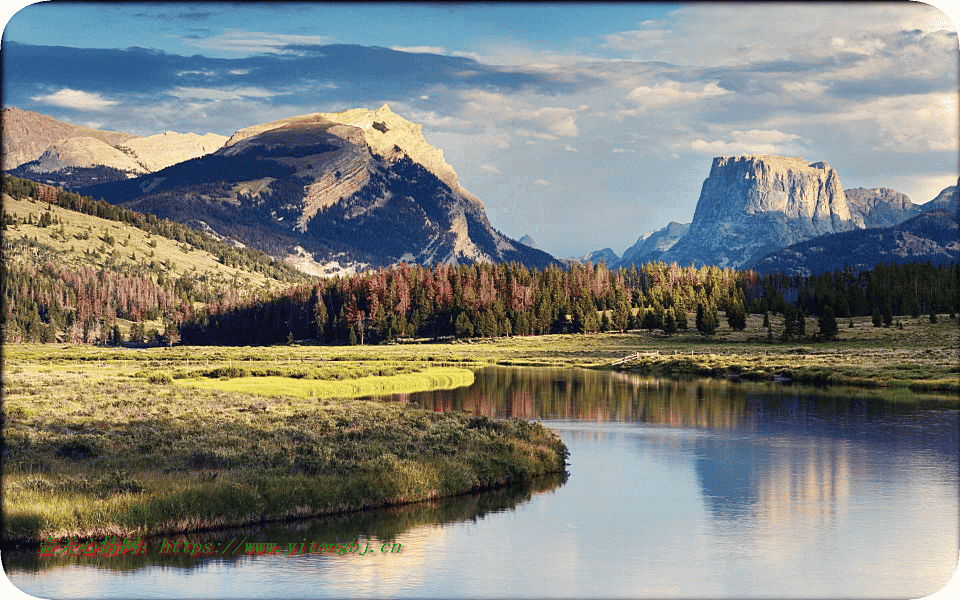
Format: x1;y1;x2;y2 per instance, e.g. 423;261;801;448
2;367;563;544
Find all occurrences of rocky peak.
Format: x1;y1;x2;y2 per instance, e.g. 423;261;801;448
317;104;483;206
661;155;857;268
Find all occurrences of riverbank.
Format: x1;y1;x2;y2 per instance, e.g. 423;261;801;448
2;358;564;546
4;313;955;543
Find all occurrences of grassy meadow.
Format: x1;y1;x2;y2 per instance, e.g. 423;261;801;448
3;310;956;545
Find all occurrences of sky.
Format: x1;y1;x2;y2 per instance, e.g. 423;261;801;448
2;1;959;259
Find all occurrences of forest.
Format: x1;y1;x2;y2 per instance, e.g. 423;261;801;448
3;174;958;346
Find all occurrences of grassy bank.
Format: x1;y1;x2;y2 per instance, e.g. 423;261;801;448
173;366;475;399
2;366;565;545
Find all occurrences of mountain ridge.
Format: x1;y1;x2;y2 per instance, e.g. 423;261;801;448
79;106;558;275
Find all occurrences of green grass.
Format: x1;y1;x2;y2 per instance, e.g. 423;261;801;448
2;364;563;544
174;367;475;399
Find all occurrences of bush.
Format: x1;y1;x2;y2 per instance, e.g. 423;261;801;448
147;371;173;384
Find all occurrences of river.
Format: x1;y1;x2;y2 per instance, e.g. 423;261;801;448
4;367;958;598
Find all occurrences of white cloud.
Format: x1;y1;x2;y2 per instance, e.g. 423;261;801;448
612;148;626;153
516;129;557;141
564;144;578;152
184;30;335;54
165;86;282;101
391;46;446;55
627;82;727;111
479;164;501;174
683;129;804;155
825;93;959;153
229;69;250;75
534;179;550;186
603;3;955;67
460;90;579;138
177;70;215;77
30;89;118;111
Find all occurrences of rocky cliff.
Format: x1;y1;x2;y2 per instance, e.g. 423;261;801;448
661;155;857;268
921;184;958;215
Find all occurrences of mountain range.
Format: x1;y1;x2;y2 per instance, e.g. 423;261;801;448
3;105;555;276
611;158;956;273
3;107;956;278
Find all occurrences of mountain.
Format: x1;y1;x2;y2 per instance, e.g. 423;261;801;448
920;184;958;215
81;105;557;276
1;107;135;170
564;248;620;267
660;155;857;268
2;107;228;188
844;187;920;228
617;221;690;268
518;234;540;249
749;208;959;276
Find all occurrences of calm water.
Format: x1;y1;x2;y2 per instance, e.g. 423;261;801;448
5;367;958;599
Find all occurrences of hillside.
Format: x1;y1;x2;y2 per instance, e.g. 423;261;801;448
2;175;314;343
749;209;959;276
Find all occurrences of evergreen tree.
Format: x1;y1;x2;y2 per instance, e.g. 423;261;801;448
696;302;719;336
454;311;474;339
663;308;678;335
817;306;838;340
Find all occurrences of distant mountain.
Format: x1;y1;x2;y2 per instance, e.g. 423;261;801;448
518;234;540;249
82;105;557;275
920;184;958;215
564;248;620;266
749;209;959;276
1;107;135;170
617;221;690;268
844;187;920;228
660;155;857;268
2;107;228;188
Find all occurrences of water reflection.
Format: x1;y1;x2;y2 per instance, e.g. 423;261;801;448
2;472;566;575
7;367;957;599
406;365;957;430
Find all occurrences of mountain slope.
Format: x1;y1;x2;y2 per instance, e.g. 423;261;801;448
749;209;959;276
618;221;690;268
82;106;557;275
1;107;136;170
2;107;228;188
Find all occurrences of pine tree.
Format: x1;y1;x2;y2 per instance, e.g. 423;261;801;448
696;302;718;336
817;306;838;340
663;308;678;335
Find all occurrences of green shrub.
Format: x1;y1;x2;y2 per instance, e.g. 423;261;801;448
147;371;173;384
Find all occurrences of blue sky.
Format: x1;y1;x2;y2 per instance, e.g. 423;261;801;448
2;1;958;258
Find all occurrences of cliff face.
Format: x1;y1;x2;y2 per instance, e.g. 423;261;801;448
845;187;919;228
661;156;857;268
